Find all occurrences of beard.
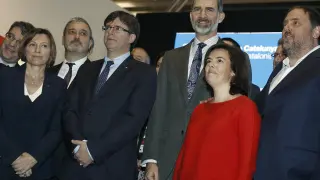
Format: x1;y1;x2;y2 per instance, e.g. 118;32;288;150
65;39;87;53
283;31;313;57
191;17;218;35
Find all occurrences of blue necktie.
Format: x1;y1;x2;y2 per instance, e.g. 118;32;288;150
95;61;114;94
187;42;206;100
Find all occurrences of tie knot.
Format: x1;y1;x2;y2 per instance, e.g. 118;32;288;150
106;61;114;67
66;62;75;68
198;42;206;49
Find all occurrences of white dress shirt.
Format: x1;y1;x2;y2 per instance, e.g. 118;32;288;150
269;45;320;94
187;35;219;79
73;52;130;162
24;84;43;102
57;56;87;88
142;35;219;167
0;56;16;67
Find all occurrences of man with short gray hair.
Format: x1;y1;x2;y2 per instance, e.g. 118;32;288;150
51;17;94;88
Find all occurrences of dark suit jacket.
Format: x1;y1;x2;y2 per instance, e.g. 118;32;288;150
250;83;260;100
49;59;91;177
254;48;320;180
61;56;157;180
0;66;67;180
142;40;216;180
50;59;91;90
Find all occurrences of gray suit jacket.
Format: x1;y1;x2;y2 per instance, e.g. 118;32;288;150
142;41;213;180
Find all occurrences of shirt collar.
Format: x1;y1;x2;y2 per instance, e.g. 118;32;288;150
282;45;320;68
104;52;130;66
0;56;16;67
64;56;88;67
193;35;219;48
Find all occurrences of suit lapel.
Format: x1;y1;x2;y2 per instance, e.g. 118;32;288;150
270;49;320;95
174;42;192;105
85;60;104;99
95;56;132;99
264;63;283;94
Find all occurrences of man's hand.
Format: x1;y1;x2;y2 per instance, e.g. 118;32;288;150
72;140;93;167
18;169;32;178
145;163;159;180
12;152;37;175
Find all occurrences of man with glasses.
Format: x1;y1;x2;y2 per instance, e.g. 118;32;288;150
61;11;156;180
50;17;94;89
0;21;34;67
272;38;287;69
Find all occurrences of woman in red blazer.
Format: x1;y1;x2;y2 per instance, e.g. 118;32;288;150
173;43;261;180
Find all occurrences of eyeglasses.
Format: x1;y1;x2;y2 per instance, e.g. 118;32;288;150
5;32;22;45
102;25;131;34
271;53;286;58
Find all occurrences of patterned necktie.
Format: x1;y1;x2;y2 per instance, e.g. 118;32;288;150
94;61;114;94
187;42;206;100
64;62;75;85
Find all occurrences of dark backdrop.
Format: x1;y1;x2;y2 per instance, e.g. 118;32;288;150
136;2;320;65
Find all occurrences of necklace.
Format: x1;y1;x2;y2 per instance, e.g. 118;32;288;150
25;72;45;86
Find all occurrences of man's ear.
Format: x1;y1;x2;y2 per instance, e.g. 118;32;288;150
313;26;320;39
218;12;225;23
129;34;136;44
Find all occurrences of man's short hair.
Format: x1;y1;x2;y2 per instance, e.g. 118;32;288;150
8;21;35;36
191;0;223;12
104;11;140;49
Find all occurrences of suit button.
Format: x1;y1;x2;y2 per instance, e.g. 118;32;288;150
181;130;184;135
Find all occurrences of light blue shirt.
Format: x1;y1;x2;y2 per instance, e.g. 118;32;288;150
101;52;130;80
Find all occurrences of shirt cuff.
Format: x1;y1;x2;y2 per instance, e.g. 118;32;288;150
141;159;157;167
72;140;94;161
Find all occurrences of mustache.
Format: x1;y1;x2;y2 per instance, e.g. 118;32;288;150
283;30;292;37
70;39;82;45
196;18;210;24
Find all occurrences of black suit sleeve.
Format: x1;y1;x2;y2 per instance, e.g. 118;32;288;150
28;83;67;166
63;77;85;155
0;70;24;165
87;67;157;164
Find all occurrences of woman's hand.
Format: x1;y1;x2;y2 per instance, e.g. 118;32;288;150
12;152;37;175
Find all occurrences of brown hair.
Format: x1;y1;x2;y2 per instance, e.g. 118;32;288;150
18;28;57;67
104;11;140;49
204;43;249;96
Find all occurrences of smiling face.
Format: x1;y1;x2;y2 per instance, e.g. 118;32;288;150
190;0;224;36
205;48;234;88
25;34;51;67
0;27;23;63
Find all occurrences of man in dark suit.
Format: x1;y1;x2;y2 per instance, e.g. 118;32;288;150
142;0;225;179
50;17;93;88
61;11;157;180
0;21;34;67
51;17;94;179
254;6;320;180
